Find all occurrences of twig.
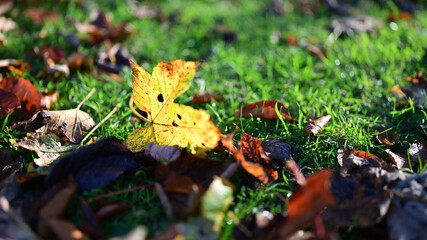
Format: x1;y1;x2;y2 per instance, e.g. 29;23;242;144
93;183;154;200
81;103;120;146
129;95;150;123
77;88;96;111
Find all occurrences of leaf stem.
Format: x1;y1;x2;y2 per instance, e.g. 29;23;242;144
128;95;150;123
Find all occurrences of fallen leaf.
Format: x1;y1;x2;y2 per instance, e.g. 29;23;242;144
0;0;13;16
387;11;412;21
76;10;132;44
375;127;399;145
304;115;331;137
109;225;147;240
308;45;327;60
205;22;237;43
143;142;182;164
0;76;41;117
44;137;138;193
287;169;335;219
23;8;58;25
153;217;217;240
133;5;162;19
0;16;15;32
11;109;95;144
68;53;94;71
96;43;133;74
192;92;222;104
30;45;66;63
396;72;427;108
47;219;90;240
260;139;294;166
40;91;59;110
0;59;31;75
93;200;130;221
337;149;387;175
285;34;299;46
201;177;234;232
80;197;104;239
385;149;408;169
125;60;221;155
14;132;78;167
235;100;293;121
408;141;427;163
0;196;38;240
0;88;20;116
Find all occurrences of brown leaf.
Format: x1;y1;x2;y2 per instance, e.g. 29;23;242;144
76;10;132;44
239;133;278;184
0;76;41;117
260;139;294;165
308;45;327;60
329;16;383;38
304;115;331;137
192;92;222;104
337;149;387;175
0;59;31;75
0;196;38;240
397;72;427;108
23;8;58;25
12;109;95;144
68;53;94;71
94;200;130;221
96;43;133;74
0;16;15;32
375;127;399;145
285;34;299;46
385;149;408;169
0;0;13;16
144;142;182;164
387;11;412;21
47;218;90;240
80;197;103;239
235;100;293;121
30;45;65;63
0;88;20;116
287;169;335;219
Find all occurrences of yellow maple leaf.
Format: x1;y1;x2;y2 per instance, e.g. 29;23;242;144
125;60;221;154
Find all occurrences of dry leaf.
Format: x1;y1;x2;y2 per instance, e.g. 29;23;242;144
192;92;222;104
385;149;407;169
408;141;427;163
23;8;58;25
304;115;331;137
235;100;293;121
375;127;399;145
125;60;221;155
337;149;387;175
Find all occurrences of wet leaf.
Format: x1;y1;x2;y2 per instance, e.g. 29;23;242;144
235;100;293;121
192;92;222;104
0;76;41;117
44;137;138;193
125;60;221;154
201;177;234;232
304;114;331;137
0;88;20;116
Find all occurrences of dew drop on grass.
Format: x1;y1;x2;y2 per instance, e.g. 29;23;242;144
390;22;398;31
335;59;340;66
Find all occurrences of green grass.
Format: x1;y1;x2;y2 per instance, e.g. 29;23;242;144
1;0;427;239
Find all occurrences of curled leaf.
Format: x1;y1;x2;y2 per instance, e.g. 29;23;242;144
235;100;292;121
304;115;331;137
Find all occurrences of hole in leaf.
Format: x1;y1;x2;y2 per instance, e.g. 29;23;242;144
177;114;182;120
137;109;148;119
157;94;164;102
172;121;178;127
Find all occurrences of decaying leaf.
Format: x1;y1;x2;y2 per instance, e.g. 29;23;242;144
96;43;132;74
14;132;77;167
0;88;20;116
385;149;408;169
44;137;138;193
93;200;131;221
201;177;234;232
125;60;221;155
192;92;222;104
75;10;132;44
287;170;335;219
0;76;42;117
235;100;293;121
304;115;331;137
40;91;59;110
12;109;95;144
260;139;294;166
222;133;278;184
337;149;387;175
68;53;94;71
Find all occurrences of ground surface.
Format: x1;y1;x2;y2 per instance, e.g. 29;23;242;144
1;0;427;239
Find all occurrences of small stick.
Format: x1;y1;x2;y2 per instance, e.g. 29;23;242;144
81;103;120;146
94;183;154;200
77;88;96;111
129;95;150;123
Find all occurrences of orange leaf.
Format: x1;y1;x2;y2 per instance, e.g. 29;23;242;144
235;100;292;121
0;89;20;116
192;92;222;104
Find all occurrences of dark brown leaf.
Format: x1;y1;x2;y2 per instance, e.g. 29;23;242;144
387;11;412;21
0;149;20;188
235;100;293;121
0;76;41;117
94;201;130;221
304;115;331;137
68;53;94;71
260;139;294;168
44;137;138;194
308;45;327;60
80;197;103;239
30;45;65;63
192;92;222;104
0;88;20;116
